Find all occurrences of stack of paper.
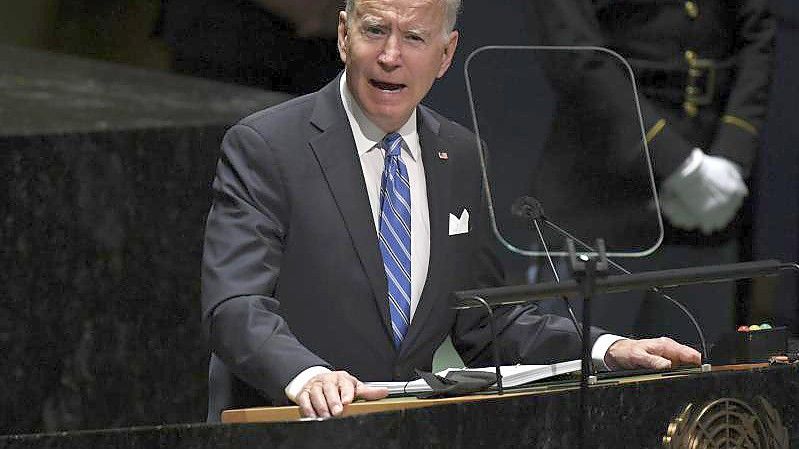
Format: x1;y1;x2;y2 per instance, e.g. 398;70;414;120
365;359;581;396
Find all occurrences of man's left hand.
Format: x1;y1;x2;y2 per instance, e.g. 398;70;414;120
605;337;701;370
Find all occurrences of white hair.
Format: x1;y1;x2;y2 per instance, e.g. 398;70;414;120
345;0;461;36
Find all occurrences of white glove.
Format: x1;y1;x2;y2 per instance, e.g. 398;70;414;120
659;188;700;231
660;148;748;235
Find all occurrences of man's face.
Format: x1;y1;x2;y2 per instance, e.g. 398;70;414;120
338;0;458;132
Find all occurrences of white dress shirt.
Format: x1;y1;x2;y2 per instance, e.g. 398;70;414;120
339;73;431;319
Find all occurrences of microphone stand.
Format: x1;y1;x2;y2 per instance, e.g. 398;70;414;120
542;215;710;361
510;195;710;361
567;238;608;449
453;259;794;449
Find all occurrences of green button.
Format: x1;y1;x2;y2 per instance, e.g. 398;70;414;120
684;1;699;19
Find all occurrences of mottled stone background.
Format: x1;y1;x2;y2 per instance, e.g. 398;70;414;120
0;45;289;434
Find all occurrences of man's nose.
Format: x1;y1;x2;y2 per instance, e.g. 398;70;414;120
377;34;402;69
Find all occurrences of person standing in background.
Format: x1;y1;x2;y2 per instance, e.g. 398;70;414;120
157;0;343;94
525;0;776;345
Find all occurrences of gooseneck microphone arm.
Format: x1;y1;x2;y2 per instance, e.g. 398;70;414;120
511;196;583;342
511;196;709;362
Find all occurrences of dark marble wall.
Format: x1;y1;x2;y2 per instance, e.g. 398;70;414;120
0;45;290;434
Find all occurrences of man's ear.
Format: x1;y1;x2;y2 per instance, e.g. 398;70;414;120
437;30;459;78
337;11;349;64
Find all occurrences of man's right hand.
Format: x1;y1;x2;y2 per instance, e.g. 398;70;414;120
296;371;388;418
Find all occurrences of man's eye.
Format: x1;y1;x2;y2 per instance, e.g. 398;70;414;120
364;26;385;36
406;34;424;43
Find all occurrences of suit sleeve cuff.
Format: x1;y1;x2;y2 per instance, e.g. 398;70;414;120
285;366;332;403
591;334;627;371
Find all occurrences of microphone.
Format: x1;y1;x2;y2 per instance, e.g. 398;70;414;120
511;195;709;361
510;196;547;222
511;196;583;341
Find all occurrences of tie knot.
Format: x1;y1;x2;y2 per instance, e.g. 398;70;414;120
382;132;404;157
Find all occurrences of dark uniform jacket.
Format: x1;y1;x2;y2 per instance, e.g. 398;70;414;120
526;0;775;248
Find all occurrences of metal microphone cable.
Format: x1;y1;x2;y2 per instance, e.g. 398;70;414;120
511;196;584;341
531;219;584;341
511;195;709;361
542;215;709;362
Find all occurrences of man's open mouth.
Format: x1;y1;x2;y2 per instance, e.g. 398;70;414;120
370;79;406;92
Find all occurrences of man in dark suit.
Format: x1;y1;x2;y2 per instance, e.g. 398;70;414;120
201;0;702;421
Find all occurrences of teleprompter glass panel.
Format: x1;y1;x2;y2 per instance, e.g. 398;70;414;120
465;46;662;258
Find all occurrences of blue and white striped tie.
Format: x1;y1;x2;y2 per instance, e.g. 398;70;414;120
378;132;412;348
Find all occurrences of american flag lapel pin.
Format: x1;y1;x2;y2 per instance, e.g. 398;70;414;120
437;150;449;160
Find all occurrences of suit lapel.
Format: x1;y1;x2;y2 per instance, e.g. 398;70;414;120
308;78;392;338
400;107;452;355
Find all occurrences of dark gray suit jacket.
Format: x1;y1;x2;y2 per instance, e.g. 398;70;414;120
201;76;598;421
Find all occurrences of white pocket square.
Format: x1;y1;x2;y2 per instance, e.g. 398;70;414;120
448;209;470;236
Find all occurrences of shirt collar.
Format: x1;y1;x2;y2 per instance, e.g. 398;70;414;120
339;73;419;160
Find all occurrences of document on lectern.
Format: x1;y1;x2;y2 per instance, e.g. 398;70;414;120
366;359;581;396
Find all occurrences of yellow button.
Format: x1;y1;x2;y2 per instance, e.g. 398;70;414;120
683;102;698;117
684;1;699;19
684;50;697;62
